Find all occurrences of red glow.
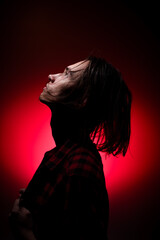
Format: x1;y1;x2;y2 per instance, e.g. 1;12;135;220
1;83;159;194
1;87;54;185
103;100;159;194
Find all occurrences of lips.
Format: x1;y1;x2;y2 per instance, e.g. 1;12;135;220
46;82;51;88
44;82;51;91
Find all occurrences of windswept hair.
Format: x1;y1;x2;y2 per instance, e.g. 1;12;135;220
54;56;132;157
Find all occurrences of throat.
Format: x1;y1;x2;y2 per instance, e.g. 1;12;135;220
50;104;89;147
51;117;90;147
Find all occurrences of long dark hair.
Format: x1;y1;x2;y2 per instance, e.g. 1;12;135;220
53;56;132;157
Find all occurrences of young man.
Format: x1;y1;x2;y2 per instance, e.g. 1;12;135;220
9;56;132;239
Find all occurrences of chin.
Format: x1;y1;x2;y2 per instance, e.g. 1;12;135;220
39;93;48;104
39;95;54;109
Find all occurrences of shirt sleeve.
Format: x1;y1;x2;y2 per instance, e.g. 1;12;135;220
20;161;50;215
20;169;109;240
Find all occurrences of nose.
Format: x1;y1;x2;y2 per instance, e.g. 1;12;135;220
48;74;60;82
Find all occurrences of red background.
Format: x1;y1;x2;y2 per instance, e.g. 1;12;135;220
1;1;160;239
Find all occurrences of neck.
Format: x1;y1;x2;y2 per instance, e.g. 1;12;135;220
50;104;90;147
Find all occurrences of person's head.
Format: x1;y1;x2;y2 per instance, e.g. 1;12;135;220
40;56;132;156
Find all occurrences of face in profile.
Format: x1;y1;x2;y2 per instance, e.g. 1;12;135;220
39;60;89;104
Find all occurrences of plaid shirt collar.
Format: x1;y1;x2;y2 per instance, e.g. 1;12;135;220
43;137;102;170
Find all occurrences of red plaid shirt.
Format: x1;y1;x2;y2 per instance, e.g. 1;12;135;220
21;138;109;240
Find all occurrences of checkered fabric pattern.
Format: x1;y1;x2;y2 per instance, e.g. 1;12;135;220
21;139;109;240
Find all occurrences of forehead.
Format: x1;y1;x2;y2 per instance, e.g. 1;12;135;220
68;60;89;71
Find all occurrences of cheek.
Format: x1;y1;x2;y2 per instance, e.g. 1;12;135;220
39;89;56;103
47;86;60;96
49;81;71;94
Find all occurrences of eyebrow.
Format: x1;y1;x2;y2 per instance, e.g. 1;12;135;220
65;59;88;73
65;67;83;74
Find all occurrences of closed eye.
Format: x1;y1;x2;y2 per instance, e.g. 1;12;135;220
64;67;82;79
64;67;72;77
64;70;69;76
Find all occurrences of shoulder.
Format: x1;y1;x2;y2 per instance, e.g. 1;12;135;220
65;142;105;184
